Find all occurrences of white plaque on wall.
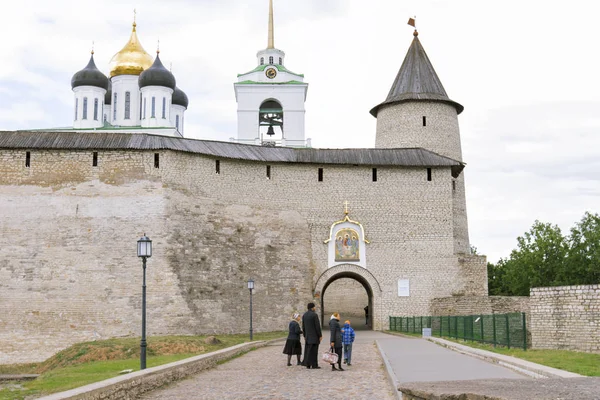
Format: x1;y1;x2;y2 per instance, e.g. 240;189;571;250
398;279;410;297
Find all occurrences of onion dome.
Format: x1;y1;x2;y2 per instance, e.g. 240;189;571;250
71;52;109;90
104;80;112;105
138;52;176;90
108;21;153;77
172;86;188;109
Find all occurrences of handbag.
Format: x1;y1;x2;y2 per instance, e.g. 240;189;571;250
322;347;339;364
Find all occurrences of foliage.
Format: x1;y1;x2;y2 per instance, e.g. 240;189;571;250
487;212;600;295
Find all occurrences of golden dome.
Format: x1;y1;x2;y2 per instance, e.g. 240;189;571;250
108;22;153;77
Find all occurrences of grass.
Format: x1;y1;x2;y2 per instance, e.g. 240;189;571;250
0;332;285;400
436;338;600;377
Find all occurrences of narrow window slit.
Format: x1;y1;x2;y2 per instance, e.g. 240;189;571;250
427;168;432;181
154;153;160;169
452;180;456;191
216;160;220;174
25;151;30;168
318;168;323;182
422;116;427;126
92;152;98;167
266;165;271;179
372;168;378;182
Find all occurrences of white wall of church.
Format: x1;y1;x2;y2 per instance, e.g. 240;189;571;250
110;75;141;126
73;86;105;129
141;86;174;128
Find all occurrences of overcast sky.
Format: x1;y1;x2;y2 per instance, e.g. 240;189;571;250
0;0;598;262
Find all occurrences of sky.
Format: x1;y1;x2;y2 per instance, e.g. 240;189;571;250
0;0;599;262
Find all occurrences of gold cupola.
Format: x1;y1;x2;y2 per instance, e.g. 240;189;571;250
108;20;153;77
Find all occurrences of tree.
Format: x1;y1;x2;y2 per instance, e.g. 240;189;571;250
501;221;567;296
564;212;600;285
488;258;509;295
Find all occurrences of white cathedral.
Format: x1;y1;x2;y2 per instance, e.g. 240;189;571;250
68;0;309;147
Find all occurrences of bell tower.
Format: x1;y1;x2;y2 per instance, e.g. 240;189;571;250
234;0;309;147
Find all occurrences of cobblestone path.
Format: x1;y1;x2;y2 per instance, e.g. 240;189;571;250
140;338;395;400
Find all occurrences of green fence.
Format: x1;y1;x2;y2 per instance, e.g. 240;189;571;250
388;313;528;350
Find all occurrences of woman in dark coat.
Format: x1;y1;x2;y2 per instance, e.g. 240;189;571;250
283;313;303;366
329;312;344;371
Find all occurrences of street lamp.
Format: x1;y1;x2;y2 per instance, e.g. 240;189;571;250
137;234;152;370
247;278;254;340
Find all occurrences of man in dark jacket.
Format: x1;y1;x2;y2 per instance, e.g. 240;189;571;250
302;302;322;369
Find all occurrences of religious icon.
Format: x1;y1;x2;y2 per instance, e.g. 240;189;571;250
335;228;360;262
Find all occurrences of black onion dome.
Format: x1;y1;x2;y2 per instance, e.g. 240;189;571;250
71;54;109;90
138;53;176;90
172;86;189;109
104;80;112;105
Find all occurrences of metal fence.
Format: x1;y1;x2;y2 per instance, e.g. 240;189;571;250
389;313;528;350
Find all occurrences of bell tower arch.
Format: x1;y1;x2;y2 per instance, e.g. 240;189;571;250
234;0;309;147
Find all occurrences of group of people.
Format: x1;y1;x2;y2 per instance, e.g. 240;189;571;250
282;302;356;371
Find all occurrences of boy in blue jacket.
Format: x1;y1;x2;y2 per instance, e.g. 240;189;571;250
341;320;356;366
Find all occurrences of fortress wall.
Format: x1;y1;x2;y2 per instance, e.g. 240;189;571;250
0;148;468;362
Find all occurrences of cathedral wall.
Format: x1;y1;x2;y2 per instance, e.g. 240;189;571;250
0;148;473;362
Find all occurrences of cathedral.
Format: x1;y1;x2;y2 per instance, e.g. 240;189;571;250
0;1;487;364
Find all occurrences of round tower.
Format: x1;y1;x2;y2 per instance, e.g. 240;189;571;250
139;51;176;128
171;86;188;135
371;30;470;254
71;51;109;129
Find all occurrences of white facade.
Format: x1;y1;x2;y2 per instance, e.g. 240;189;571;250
140;86;174;128
234;4;309;148
171;104;185;135
110;75;141;127
73;86;105;129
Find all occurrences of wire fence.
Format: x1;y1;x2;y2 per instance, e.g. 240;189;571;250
388;313;528;350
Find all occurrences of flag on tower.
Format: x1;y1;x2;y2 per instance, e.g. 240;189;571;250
408;17;416;28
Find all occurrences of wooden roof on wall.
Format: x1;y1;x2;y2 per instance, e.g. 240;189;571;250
0;131;465;177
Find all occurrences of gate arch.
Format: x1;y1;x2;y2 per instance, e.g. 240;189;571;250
313;264;382;330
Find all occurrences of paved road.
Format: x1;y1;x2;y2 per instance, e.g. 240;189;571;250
140;333;395;400
375;332;527;383
140;331;528;399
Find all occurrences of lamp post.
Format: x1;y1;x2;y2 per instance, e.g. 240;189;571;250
137;234;152;370
247;278;254;340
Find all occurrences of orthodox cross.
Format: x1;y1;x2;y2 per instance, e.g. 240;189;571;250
343;200;350;215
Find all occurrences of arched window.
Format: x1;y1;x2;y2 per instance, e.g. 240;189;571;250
93;98;98;121
176;114;180;131
113;93;117;120
151;97;156;118
82;97;88;120
269;56;273;64
279;57;282;65
75;98;78;120
143;98;147;119
139;93;143;120
260;57;264;65
162;97;166;118
124;91;131;119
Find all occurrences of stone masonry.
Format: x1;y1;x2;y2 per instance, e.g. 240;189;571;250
530;284;600;353
0;143;483;363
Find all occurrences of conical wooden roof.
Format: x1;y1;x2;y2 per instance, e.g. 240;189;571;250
370;33;463;117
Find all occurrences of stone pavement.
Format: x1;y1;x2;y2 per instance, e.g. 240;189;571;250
140;333;396;400
375;332;527;383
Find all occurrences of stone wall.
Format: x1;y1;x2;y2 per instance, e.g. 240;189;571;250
430;296;530;316
530;285;600;353
0;147;480;362
323;278;368;318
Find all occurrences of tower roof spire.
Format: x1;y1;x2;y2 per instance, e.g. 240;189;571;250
370;29;463;117
267;0;274;49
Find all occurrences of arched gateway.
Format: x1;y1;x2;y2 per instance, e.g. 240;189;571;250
313;264;382;331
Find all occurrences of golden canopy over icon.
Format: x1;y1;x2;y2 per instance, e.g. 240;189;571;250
108;19;154;77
